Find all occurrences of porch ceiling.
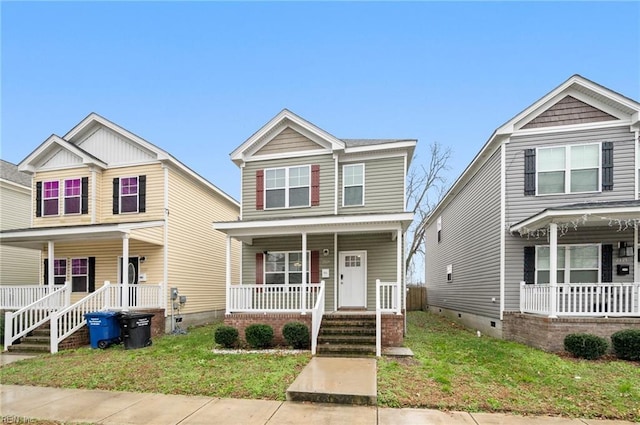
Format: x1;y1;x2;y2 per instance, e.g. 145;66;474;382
510;200;640;234
214;212;414;244
0;220;165;249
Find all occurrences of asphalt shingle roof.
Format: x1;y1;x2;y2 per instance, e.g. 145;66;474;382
0;159;31;187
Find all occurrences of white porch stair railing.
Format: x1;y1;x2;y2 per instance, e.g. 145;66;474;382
4;283;71;350
227;282;322;313
50;281;164;354
311;281;326;355
376;279;399;357
520;282;640;317
0;284;66;310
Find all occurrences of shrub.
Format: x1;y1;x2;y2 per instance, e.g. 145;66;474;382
564;333;608;360
611;329;640;361
245;324;274;349
214;325;239;348
282;322;310;349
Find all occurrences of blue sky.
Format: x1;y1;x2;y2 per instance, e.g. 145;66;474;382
2;1;639;201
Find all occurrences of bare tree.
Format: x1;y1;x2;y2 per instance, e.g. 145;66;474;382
405;141;451;283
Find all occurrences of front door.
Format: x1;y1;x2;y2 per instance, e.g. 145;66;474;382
119;257;139;306
339;251;366;308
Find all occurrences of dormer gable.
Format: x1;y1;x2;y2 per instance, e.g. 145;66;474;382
231;109;346;166
19;135;107;174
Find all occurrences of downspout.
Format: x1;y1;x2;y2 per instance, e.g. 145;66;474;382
635;130;639;284
163;165;170;322
499;142;506;321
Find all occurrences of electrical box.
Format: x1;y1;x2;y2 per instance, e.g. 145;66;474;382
616;264;630;275
322;269;330;278
171;288;179;300
179;295;187;304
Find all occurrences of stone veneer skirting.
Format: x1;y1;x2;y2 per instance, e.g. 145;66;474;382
503;312;640;352
225;313;404;347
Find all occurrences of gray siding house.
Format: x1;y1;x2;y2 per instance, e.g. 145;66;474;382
425;75;640;351
214;109;415;355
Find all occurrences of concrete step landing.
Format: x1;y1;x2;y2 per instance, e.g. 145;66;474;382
286;357;377;405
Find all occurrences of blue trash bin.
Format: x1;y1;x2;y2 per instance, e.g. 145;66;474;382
85;311;122;349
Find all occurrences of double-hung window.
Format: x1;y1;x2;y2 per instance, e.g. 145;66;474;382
64;178;82;214
71;258;88;292
537;144;599;195
43;181;59;216
120;177;139;213
343;164;364;206
54;259;67;285
265;166;310;209
264;251;310;286
536;244;599;284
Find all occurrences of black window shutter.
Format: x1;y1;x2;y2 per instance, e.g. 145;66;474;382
43;258;49;284
81;177;89;214
138;175;146;213
524;149;536;196
602;142;613;191
36;181;43;217
601;244;613;283
112;178;120;214
523;246;535;284
88;257;96;292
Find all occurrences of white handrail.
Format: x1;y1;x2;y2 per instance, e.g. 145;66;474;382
227;283;322;313
376;279;382;357
0;285;65;309
311;281;325;355
3;283;70;351
376;279;399;357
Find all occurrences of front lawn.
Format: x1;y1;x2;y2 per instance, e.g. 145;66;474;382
1;312;638;420
378;311;640;421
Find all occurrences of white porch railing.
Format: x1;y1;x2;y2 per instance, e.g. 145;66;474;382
4;283;70;350
227;282;322;313
50;281;164;353
311;281;325;355
0;285;66;310
520;282;640;317
376;279;400;357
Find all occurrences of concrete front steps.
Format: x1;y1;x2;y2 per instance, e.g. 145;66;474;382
316;314;376;357
6;325;51;353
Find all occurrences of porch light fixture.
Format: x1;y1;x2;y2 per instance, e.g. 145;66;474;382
618;242;633;258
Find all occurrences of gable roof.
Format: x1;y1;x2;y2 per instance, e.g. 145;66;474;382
18;113;238;207
426;74;640;225
230;109;417;167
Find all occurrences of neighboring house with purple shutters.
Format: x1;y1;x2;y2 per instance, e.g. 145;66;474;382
1;113;239;353
424;75;640;352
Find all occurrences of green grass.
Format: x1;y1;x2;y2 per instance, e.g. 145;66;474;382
378;312;640;421
2;313;638;420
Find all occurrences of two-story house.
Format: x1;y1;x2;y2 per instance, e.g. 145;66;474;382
425;75;640;352
214;109;415;356
1;113;240;353
0;160;40;287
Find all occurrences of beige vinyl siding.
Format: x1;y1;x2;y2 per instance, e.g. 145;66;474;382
338;233;399;311
167;166;240;316
33;167;93;227
254;128;324;156
241;235;335;311
101;164;165;223
425;150;502;319
504;227;636;311
338;156;405;215
43;240;164;303
1;181;40;284
130;226;164;246
505;125;636;225
242;154;335;220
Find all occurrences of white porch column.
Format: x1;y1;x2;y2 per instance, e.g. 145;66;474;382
122;234;130;311
396;225;402;315
225;235;231;314
549;223;558;318
47;241;55;289
301;232;307;314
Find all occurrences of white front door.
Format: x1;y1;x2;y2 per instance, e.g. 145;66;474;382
339;251;367;308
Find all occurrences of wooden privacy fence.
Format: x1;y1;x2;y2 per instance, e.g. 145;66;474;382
406;285;427;311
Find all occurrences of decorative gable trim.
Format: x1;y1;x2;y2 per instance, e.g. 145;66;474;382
522;95;617;129
19;135;107;174
231;109;346;166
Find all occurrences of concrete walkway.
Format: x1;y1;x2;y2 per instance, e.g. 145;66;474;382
0;384;636;425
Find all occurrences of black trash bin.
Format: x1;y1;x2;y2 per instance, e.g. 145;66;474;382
119;312;154;350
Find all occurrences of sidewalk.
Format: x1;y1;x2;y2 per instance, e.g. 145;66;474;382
1;384;636;425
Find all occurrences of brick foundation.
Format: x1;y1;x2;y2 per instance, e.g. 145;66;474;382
225;312;404;348
503;312;640;352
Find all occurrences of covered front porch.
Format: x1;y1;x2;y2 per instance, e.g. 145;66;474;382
0;221;167;353
214;213;412;356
